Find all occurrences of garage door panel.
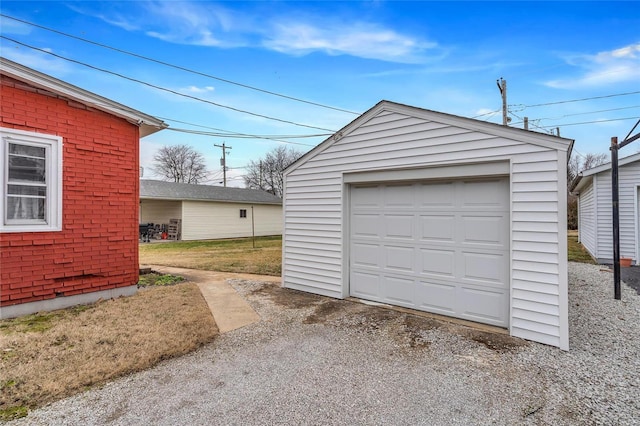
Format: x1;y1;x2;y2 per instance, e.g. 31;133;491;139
461;251;508;285
460;179;509;208
384;214;415;239
417;182;455;207
384;184;414;207
382;275;415;305
459;286;508;325
384;246;414;271
416;280;456;313
352;186;381;208
352;243;380;268
420;248;455;277
461;214;508;247
351;271;381;299
350;177;509;328
420;214;456;242
352;213;381;238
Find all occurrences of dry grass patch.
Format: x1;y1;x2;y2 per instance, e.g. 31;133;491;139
0;282;217;420
139;236;282;276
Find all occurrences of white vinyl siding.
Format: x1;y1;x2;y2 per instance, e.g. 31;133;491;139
590;161;640;263
181;201;281;241
577;180;596;258
283;105;570;349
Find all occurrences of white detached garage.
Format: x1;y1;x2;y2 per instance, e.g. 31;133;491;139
283;101;573;350
572;152;640;264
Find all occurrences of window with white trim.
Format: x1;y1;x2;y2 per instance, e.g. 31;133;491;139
1;127;62;232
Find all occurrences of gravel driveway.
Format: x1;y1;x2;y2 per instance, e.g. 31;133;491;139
10;262;640;425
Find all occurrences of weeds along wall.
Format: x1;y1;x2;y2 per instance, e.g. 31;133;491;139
0;75;140;308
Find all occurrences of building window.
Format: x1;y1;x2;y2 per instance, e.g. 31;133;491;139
240;209;247;218
1;127;62;232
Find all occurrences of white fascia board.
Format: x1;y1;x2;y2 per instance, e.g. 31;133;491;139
572;175;593;194
0;57;167;137
285;100;573;175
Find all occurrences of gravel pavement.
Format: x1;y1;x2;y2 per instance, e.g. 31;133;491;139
9;262;640;425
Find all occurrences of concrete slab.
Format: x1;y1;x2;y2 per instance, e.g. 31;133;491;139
143;265;279;333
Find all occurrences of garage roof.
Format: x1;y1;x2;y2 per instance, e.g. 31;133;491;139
140;180;282;205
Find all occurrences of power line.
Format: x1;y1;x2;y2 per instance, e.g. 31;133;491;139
158;116;329;138
537;116;639;129
1;36;337;132
165;127;316;147
511;91;640;109
0;13;360;116
510;105;640;124
156;116;323;147
509;111;551;134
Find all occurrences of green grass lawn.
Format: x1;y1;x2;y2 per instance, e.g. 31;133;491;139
567;230;597;264
139;235;282;276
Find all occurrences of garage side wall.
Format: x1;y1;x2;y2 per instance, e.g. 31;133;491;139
283;109;569;348
594;162;640;263
577;181;597;259
181;202;282;240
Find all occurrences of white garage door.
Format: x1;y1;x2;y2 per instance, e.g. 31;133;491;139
349;178;510;327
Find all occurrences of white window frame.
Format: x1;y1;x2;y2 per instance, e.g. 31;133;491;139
1;127;63;232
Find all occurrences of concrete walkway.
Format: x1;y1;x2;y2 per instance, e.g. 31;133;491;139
142;265;280;333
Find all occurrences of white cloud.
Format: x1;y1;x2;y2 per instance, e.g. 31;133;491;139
181;85;215;94
263;22;437;63
142;1;239;47
545;42;640;88
1;48;71;74
0;16;33;35
84;1;439;64
473;108;499;118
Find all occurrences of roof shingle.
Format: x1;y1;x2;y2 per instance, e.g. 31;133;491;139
140;180;282;204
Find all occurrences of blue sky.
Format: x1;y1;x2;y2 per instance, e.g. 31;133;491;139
1;1;639;186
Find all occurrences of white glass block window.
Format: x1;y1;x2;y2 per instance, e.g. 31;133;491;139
1;127;62;232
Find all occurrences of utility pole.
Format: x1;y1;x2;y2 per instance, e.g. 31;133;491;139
497;78;508;126
611;137;621;300
214;142;232;187
610;118;640;300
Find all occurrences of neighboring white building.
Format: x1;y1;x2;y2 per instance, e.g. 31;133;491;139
140;180;282;240
572;152;640;265
283;101;573;350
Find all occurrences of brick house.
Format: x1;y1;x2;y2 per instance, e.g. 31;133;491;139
0;58;166;318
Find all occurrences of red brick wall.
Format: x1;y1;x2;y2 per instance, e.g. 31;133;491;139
0;75;140;307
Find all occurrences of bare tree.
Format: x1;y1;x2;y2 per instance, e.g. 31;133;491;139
244;146;304;198
567;151;607;229
152;145;208;184
568;152;608;190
